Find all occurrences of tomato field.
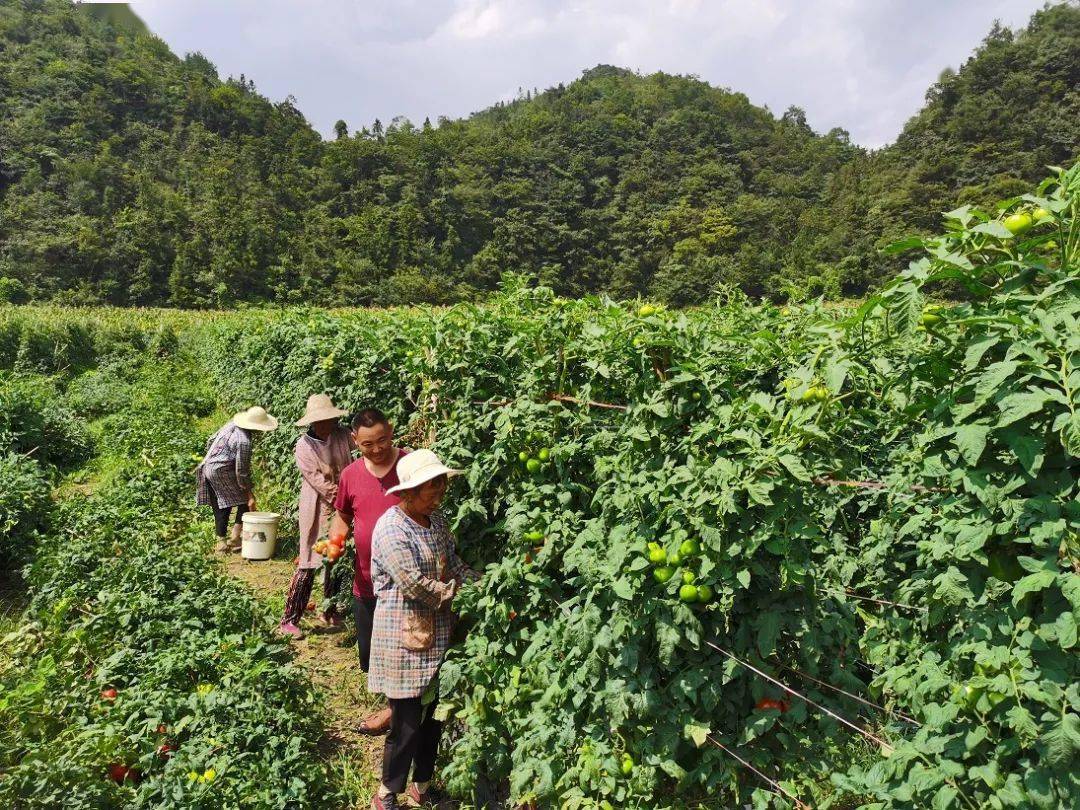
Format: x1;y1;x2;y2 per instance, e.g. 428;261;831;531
1;167;1078;808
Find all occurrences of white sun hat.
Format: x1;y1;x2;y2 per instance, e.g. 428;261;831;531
386;449;463;495
233;406;279;432
295;393;348;427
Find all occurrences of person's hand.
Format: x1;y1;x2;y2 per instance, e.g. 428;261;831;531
247;494;257;511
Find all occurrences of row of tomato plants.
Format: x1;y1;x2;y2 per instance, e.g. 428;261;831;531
200;169;1079;808
0;347;338;807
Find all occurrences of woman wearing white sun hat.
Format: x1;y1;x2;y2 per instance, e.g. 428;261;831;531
367;449;478;810
196;406;279;553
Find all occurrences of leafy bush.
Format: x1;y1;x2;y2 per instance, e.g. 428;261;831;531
0;451;50;565
0;374;92;468
199;168;1079;808
0;358;336;808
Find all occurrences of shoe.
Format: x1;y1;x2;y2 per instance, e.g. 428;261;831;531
214;536;229;553
278;621;304;639
405;783;448;808
358;706;392;735
320;611;343;627
371;793;400;810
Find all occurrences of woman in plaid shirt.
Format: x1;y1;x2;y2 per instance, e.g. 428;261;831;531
196;406;278;552
368;449;477;810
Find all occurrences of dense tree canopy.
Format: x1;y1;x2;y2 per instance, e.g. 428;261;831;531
0;0;1077;306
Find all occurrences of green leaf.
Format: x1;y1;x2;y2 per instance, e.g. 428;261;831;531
683;722;710;747
995;391;1049;429
755;612;781;658
777;454;810;481
1061;412;1080;458
1040;712;1080;767
1012;571;1057;605
931;783;958;809
611;579;634;600
736;569;751;589
1006;704;1039;743
953;424;990;466
1054;612;1077;649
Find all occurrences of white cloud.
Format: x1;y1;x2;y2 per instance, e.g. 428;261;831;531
129;0;1052;147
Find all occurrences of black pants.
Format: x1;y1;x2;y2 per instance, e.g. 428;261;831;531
353;596;377;672
383;696;443;794
206;483;247;536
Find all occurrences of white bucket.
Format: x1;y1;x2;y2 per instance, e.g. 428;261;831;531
241;512;280;560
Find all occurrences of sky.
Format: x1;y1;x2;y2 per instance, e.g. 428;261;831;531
119;0;1052;148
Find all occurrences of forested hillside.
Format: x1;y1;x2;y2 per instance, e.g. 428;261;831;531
0;0;1077;307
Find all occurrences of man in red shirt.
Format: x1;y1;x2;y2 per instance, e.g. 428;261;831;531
331;408;407;735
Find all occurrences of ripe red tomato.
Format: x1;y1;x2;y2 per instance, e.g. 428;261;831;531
306;600;316;612
107;763;138;783
329;531;347;546
157;742;174;758
755;697;790;712
509;610;517;622
100;688;117;701
156;724;168;734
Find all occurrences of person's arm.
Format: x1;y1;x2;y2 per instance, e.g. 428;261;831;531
447;545;480;584
329;510;350;542
295;440;337;503
375;525;456;610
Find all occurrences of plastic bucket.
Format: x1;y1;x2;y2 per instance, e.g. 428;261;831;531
241;512;280;560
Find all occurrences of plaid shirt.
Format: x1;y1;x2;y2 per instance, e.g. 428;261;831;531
368;506;472;699
195;422;253;509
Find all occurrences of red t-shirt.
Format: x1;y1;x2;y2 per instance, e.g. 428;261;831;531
334;451;407;598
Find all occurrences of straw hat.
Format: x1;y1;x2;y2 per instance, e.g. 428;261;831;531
386;449;463;495
233;406;279;432
295;394;348;427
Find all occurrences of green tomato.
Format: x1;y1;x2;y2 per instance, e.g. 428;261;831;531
524;530;545;543
537;447;551;462
667;551;682;566
620;755;634;775
653;566;674;584
679;584;699;603
678;539;700;557
525;458;542;475
518;451;529;463
952;684;982;709
919;312;943;328
1004;212;1033;234
648;547;668;565
696;584;714;603
691;391;701;401
1033;206;1051;222
637;304;657;317
681;570;695;585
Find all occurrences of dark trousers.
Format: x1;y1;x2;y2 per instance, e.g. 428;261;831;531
383;696;443;793
207;483;247;536
353;596;377;672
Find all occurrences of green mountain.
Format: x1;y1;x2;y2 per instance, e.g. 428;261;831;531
77;2;149;36
0;0;1076;306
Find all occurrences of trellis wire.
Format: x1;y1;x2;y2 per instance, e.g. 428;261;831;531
705;641;895;754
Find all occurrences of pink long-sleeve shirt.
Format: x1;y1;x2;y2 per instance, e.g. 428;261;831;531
294;427;354;569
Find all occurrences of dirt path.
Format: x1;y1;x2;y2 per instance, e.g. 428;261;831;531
218;550;385;808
